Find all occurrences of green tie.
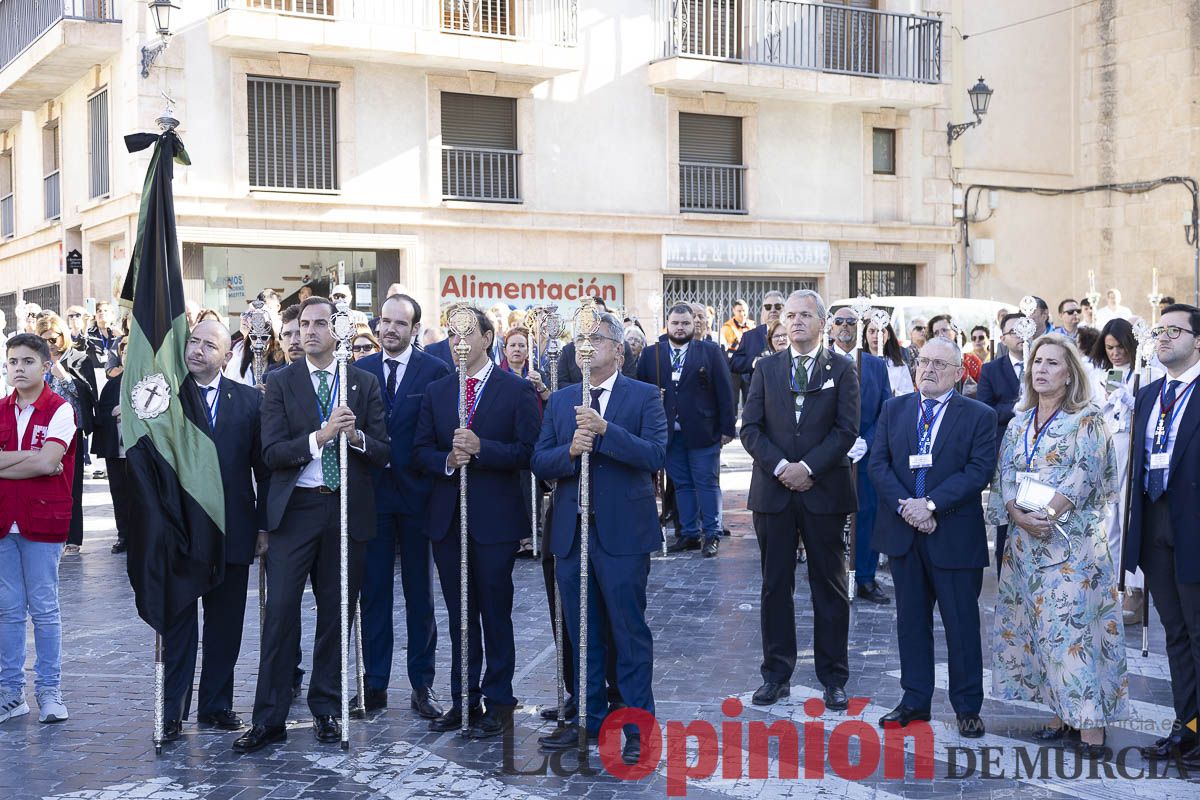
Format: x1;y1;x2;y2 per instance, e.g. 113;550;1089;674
793;355;810;418
316;370;340;490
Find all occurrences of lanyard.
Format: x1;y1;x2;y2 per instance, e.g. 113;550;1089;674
203;384;220;431
670;347;685;370
915;396;950;454
789;352;816;394
465;363;493;426
1023;406;1062;470
316;370;340;425
1154;376;1200;446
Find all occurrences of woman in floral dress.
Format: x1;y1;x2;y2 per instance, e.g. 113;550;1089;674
987;334;1129;759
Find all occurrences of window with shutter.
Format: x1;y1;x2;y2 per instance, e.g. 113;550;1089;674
442;0;513;37
682;0;742;59
823;0;878;75
441;93;521;202
0;150;13;239
42;124;60;221
247;77;339;191
679;113;745;214
88;89;110;199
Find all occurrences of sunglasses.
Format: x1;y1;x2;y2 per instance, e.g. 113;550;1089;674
911;325;926;331
351;344;375;353
762;303;784;311
831;318;857;327
1063;309;1081;315
67;313;82;319
971;335;988;342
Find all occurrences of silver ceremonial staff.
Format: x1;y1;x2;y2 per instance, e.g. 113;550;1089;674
446;304;479;735
153;631;164;755
1128;321;1155;657
573;297;602;749
246;299;272;635
527;306;548;560
543;307;567;726
331;301;355;750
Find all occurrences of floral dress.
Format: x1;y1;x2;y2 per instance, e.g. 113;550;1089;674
986;405;1130;729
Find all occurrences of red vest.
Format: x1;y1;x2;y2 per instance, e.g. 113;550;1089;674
0;386;77;543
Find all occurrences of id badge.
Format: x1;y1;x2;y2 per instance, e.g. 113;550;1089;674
671;370;682;383
1016;471;1039;484
1150;453;1171;470
909;453;933;470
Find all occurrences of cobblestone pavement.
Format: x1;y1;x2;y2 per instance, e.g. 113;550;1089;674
2;443;1197;799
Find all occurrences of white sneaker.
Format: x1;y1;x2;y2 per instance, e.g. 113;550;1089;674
0;693;29;723
36;689;68;723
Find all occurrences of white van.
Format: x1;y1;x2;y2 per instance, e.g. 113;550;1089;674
828;296;1016;346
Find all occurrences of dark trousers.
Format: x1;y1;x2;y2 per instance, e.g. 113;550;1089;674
754;497;850;688
891;534;983;714
994;525;1008;578
730;368;748;411
163;563;250;721
854;465;880;584
251;491;365;727
105;457;132;544
556;523;654;736
68;432;84;547
1141;495;1200;736
431;533;518;709
363;511;437;692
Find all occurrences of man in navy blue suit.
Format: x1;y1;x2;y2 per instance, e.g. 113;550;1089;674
162;320;269;741
426;335;453;368
828;307;891;603
532;312;667;764
729;290;785;379
413;307;540;740
354;294;450;720
976;312;1026;574
638;304;735;557
1124;304;1200;766
868;337;995;739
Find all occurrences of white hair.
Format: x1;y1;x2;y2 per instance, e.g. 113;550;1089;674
786;289;827;319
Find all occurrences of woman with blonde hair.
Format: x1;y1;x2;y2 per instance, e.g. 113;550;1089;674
987;333;1128;758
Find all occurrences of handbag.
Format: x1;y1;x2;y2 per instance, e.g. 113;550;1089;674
1014;476;1073;569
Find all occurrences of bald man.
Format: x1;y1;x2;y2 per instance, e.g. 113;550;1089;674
160;320;271;742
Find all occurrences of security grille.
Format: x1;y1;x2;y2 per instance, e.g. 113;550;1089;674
248;77;339;191
661;276;818;329
0;292;15;329
88;89;110;198
23;283;62;315
850;262;916;296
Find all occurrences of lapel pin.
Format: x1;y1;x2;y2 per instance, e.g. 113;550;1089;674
351;385;357;391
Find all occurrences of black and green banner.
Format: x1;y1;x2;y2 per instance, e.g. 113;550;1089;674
119;129;225;635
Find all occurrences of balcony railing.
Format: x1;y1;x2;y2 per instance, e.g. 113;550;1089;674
43;170;60;220
0;1;121;73
442;146;521;203
680;162;746;214
1;193;13;238
655;0;941;84
215;0;578;46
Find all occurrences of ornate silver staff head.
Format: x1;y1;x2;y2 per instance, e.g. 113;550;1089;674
573;297;602;363
246;299;272;355
1018;295;1038;317
446;304;479;363
331;301;354;363
1132;319;1155;366
869;308;891;331
1013;315;1038;345
542;306;563;359
849;295;874;321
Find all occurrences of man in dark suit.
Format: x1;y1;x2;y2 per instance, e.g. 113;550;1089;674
354;294;450;719
828;307;892;603
532;312;667;763
729;290;786;378
637;304;735;557
233;297;390;754
868;337;996;739
427;336;453;368
1124;303;1200;767
740;290;859;711
162;320;270;741
92;339;132;554
413;307;540;739
976;312;1026;574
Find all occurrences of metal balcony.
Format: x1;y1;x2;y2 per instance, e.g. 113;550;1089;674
680;162;746;214
442;146;521;203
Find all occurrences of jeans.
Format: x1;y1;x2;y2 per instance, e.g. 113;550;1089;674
0;535;64;695
665;437;722;542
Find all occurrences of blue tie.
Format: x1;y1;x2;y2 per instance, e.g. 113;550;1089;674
1148;380;1181;502
914;398;938;498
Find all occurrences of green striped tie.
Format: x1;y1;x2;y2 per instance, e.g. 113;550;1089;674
316;370;340;490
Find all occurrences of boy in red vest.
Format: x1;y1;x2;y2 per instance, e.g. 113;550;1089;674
0;333;73;724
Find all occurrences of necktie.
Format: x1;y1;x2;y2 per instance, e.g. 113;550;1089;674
464;376;481;427
202;386;216;431
671;348;684;370
914;398;938;498
316;370;340;490
792;355;810;419
385;358;399;400
590;387;604;413
1014;361;1023;381
1148;380;1181;501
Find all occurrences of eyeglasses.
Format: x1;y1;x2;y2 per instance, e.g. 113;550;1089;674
574;334;621;347
914;357;960;372
1151;325;1198;340
971;335;988;342
831;318;857;327
67;313;82;319
351;344;375;353
763;303;784;311
910;325;926;332
1063;309;1081;315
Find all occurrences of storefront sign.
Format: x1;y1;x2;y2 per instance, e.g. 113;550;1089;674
355;282;372;308
65;249;83;275
439;269;624;312
662;235;831;273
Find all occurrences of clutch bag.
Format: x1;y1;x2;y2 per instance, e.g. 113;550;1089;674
1014;477;1072;569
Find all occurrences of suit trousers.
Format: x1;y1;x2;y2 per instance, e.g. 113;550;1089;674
431;533;518;710
994;525;1008;579
666;437;722;542
1140;495;1200;734
754;496;850;688
891;534;983;714
556;521;654;736
163;563;250;721
105;457;132;544
363;511;437;692
67;432;85;547
853;465;880;584
252;491;365;727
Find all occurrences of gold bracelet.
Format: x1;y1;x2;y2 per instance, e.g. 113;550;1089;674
1044;506;1057;519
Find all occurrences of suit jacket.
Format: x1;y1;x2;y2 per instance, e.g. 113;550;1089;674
977;356;1021;454
840;349;890;452
867;392;996;569
182;375;271;565
357;348;451;516
729;323;769;375
426;338;453;368
635;337;735;448
1124;375;1200;583
413;366;540;544
259;359;390;539
557;339;638;387
740;347;860;515
90;374;123;459
532;373;667;557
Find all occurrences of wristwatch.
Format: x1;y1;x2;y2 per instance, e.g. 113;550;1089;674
925;497;937;513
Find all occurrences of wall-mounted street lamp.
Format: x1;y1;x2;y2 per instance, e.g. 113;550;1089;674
947;77;993;145
140;0;180;79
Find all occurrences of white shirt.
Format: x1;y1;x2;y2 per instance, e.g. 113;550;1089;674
1143;358;1200;490
297;356;363;489
381;345;412;397
8;391;77;533
195;374;221;426
915;389;954;450
588;369;619;417
774;344;822;478
886;362;915;396
444;360;495;475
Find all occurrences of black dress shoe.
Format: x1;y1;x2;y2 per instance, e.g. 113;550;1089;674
410;687;443;720
823;686;849;711
539;722;594;751
467;706;514;740
957;714;985;739
1139;733;1197;759
667;538;701;554
622;733;642;766
878;704;931;728
232;724;287;753
197;709;244;730
1033;724;1079;742
110;540;127;554
702;538;719;558
350;687;387;718
855;581;891;605
313;714;341;743
1075;735;1111;760
429;705;482;732
751;682;790;706
540;698;578;721
161;719;182;743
